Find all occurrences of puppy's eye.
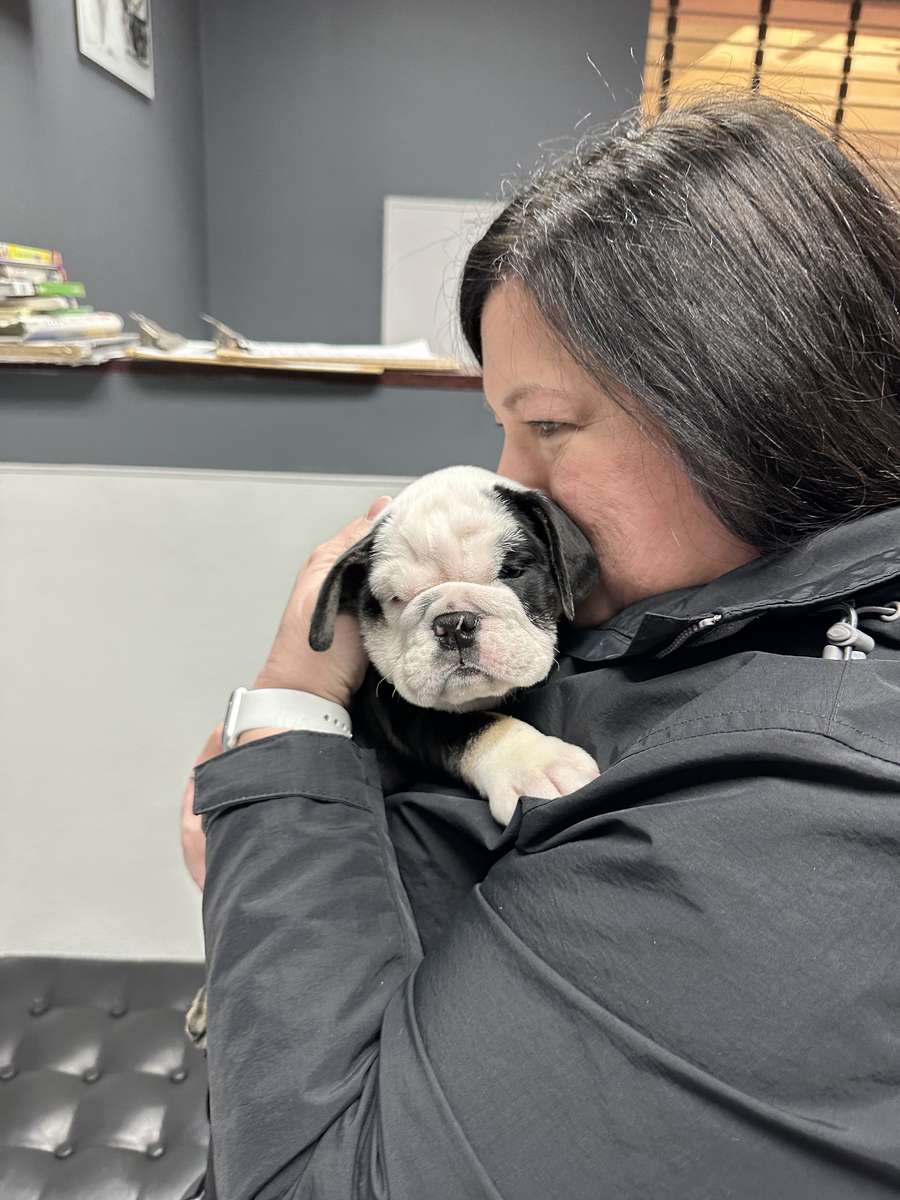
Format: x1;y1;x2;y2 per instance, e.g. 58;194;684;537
389;596;404;605
498;562;528;580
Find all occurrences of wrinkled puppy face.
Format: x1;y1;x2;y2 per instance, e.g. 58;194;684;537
309;465;600;713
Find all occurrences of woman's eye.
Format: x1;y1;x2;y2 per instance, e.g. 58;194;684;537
528;421;568;438
489;415;573;439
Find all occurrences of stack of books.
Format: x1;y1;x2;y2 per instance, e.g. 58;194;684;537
0;241;138;364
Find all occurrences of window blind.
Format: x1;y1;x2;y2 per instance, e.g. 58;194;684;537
642;1;900;188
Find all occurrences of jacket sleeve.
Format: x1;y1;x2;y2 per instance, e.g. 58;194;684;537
194;730;423;1200
194;721;900;1200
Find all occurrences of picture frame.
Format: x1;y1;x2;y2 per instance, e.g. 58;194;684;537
75;0;155;100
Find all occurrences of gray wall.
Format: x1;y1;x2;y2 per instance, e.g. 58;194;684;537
0;0;649;474
0;368;502;474
0;0;207;337
200;0;649;342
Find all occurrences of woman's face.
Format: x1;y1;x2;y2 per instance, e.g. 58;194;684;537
481;279;759;626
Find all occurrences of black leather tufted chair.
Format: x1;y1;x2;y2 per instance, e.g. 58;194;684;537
0;956;209;1200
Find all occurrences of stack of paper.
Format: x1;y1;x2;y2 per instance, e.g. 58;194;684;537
218;337;460;369
130;334;466;374
0;337;139;365
0;240;137;364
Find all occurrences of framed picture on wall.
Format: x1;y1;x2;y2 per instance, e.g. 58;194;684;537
75;0;155;100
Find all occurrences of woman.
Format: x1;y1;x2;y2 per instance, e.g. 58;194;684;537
181;90;900;1198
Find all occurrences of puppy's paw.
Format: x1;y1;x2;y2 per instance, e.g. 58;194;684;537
185;984;208;1052
462;715;601;826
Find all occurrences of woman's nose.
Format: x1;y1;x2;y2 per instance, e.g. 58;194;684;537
496;443;547;491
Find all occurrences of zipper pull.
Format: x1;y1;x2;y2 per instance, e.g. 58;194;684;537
656;614;722;659
823;620;875;659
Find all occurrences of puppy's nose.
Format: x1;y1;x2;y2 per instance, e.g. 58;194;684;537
432;610;480;647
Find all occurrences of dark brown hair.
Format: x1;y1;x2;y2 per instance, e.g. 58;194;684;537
459;88;900;553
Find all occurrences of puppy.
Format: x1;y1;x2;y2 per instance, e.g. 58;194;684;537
186;465;601;1051
310;464;602;822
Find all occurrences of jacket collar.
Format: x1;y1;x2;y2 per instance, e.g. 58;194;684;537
558;506;900;662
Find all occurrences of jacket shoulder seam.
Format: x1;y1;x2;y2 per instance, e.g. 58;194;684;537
526;722;900;818
614;708;900;766
621;706;830;753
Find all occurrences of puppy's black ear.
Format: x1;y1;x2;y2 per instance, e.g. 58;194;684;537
495;486;599;621
308;525;379;652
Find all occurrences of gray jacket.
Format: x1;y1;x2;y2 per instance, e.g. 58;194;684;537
193;507;900;1199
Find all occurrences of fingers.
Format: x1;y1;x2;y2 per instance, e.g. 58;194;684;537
367;494;392;520
316;495;393;562
181;786;206;891
344;494;392;543
181;724;223;835
181;722;223;893
199;721;225;765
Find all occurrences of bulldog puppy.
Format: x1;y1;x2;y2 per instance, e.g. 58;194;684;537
185;465;602;1052
309;464;602;826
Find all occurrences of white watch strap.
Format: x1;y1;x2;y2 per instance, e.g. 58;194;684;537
222;687;352;749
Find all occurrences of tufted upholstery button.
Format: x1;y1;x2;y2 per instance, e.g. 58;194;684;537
108;1002;127;1018
2;956;209;1197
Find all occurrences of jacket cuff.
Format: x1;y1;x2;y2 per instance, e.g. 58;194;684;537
192;729;379;822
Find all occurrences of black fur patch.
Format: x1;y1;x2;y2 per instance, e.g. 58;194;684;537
493;484;601;621
352;664;511;779
359;578;385;624
497;537;559;630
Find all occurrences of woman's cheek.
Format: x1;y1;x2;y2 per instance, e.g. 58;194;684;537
550;448;623;544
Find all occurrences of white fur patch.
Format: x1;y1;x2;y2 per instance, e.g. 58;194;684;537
460;714;602;825
362;466;556;711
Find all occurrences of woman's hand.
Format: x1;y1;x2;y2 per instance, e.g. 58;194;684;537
181;722;225;891
252;494;393;704
180;494;393;891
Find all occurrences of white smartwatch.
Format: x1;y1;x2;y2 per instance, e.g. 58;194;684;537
221;686;353;750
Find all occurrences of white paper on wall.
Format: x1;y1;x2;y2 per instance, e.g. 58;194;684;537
381;195;504;368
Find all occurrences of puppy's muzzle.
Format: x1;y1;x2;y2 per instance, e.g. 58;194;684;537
432;610;480;651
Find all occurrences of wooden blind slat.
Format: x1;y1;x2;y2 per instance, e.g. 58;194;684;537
642;70;843;113
838;105;900;135
650;0;900;30
645;37;853;77
647;19;900;64
845;79;900;108
644;66;900;95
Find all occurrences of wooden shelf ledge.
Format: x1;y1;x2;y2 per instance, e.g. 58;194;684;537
0;358;485;390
